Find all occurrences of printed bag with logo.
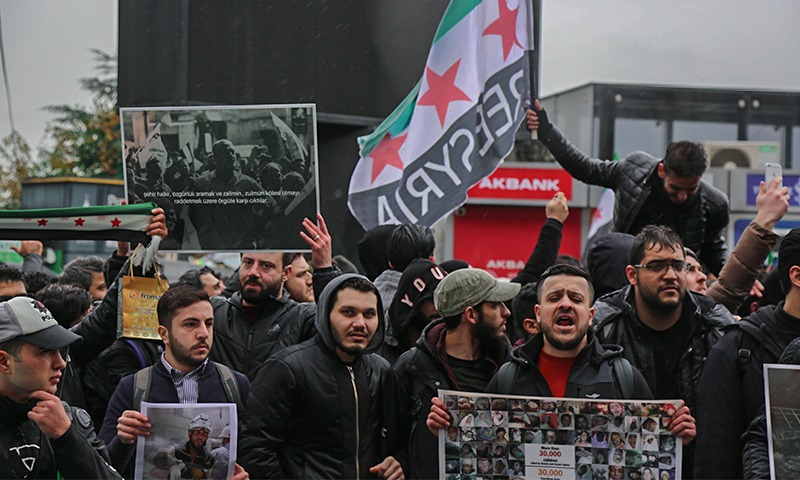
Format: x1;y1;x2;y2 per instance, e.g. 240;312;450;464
117;261;168;340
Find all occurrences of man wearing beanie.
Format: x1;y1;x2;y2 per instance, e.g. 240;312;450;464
0;297;122;479
393;268;519;479
381;258;447;364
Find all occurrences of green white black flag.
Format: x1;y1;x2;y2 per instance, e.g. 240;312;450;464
0;202;157;243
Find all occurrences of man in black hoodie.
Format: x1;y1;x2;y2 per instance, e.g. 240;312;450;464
382;258;447;364
238;274;406;479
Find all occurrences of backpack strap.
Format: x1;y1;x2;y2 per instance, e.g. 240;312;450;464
125;339;149;369
611;356;635;399
132;366;154;411
212;361;243;411
495;362;520;394
732;318;770;375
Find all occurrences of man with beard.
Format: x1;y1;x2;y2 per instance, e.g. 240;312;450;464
393;268;519;479
239;274;406;479
100;286;250;479
166;414;215;479
428;265;692;429
209;252;316;380
593;225;733;401
592;225;731;476
527;101;730;276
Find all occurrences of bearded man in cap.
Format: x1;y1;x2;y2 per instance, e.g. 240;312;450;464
0;297;122;479
393;268;520;479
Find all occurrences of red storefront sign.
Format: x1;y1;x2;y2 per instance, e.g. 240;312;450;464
467;167;574;201
453;205;582;279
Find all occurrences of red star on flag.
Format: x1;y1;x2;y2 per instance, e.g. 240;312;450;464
111;217;122;227
418;59;471;127
482;0;522;60
370;133;408;183
37;219;48;227
74;218;86;227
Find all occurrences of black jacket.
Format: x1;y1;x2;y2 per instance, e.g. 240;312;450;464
695;305;791;479
392;319;508;480
742;336;800;479
486;330;652;399
57;255;133;412
82;338;163;429
538;124;730;275
238;274;406;479
209;290;316;380
0;396;122;479
592;286;734;408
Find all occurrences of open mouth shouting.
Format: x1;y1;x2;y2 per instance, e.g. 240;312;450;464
554;313;576;333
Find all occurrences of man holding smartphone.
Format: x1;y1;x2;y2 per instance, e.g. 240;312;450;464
527;101;731;275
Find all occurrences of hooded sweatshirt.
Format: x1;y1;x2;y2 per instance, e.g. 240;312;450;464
239;274;405;479
382;259;446;364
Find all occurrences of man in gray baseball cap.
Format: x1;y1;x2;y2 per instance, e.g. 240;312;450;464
393;267;520;479
0;296;121;479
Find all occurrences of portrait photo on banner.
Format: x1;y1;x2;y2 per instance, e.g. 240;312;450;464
135;402;237;480
439;390;681;480
121;104;319;252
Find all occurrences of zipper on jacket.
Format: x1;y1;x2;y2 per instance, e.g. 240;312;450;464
348;365;360;480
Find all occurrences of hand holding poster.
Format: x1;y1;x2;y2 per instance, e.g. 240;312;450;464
135;403;237;480
121;105;319;252
439;390;681;480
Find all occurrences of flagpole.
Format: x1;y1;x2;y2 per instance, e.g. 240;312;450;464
527;0;541;140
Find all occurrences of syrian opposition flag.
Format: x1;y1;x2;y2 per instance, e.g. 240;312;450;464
348;0;534;230
0;202;157;244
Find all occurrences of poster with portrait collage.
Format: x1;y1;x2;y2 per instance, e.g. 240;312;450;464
439;390;682;480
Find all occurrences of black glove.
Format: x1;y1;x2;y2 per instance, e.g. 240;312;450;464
535;105;553;137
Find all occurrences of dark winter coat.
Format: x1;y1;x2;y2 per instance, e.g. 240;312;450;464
0;396;122;479
695;305;791;479
99;360;250;478
538;124;730;275
486;330;652;399
238;274;406;479
742;336;800;479
592;286;734;408
392;319;509;479
209;290;316;380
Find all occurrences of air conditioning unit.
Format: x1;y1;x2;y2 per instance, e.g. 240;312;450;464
704;141;780;169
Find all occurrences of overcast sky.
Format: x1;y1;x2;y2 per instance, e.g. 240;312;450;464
0;0;798;153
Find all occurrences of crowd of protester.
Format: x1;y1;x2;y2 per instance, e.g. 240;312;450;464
0;101;796;479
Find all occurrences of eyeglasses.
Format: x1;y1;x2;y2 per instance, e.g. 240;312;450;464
633;261;690;274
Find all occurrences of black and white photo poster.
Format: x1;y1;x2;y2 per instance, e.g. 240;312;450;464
438;390;682;480
121;104;319;251
764;363;800;480
135;403;237;480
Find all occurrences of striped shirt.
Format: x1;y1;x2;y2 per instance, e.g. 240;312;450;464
160;353;209;404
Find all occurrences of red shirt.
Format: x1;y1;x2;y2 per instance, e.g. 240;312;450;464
538;350;577;397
